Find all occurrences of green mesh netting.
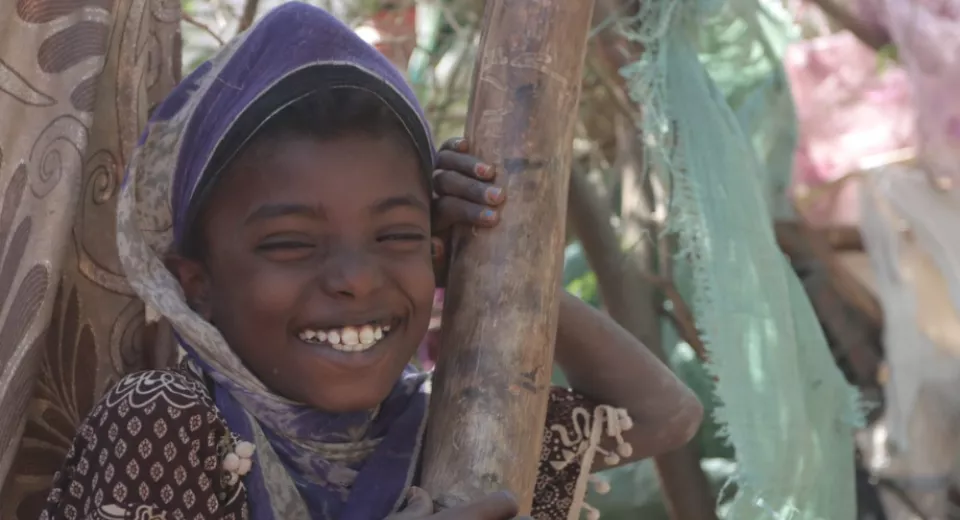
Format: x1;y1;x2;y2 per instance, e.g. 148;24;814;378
615;0;863;517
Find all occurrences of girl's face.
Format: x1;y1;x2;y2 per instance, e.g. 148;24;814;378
172;132;435;412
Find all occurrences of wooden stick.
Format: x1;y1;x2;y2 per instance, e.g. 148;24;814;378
419;0;596;513
181;13;226;46
237;0;261;32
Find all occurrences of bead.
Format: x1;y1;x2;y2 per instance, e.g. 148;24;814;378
591;477;611;495
603;453;620;465
238;457;252;476
235;441;256;459
617;442;633;458
223;453;240;472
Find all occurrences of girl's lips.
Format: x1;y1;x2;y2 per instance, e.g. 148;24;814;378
299;315;396;330
293;331;392;370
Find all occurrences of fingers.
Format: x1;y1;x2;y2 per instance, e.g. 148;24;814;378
433;169;505;208
435;138;496;182
466;491;520;519
433;196;500;234
398;487;435;518
432;137;505;235
438;136;469;153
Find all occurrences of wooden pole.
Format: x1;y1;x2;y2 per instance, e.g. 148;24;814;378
419;0;595;513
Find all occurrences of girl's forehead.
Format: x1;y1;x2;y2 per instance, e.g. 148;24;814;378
206;133;428;216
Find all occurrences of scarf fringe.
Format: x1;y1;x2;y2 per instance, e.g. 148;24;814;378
562;405;635;520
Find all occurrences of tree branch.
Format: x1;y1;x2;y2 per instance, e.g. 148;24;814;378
237;0;261;33
182;12;226;46
649;274;710;363
804;0;892;51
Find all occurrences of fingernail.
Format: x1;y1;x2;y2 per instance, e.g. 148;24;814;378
485;187;502;203
481;209;497;221
475;163;492;178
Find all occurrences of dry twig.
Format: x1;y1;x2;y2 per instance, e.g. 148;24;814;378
182;12;226;46
652;275;709;363
237;0;261;33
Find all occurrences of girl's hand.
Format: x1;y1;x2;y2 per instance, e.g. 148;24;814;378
432;137;505;232
429;492;528;520
431;137;506;285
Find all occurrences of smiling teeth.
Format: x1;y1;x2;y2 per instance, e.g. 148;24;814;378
298;324;391;352
359;326;375;344
341;326;359;345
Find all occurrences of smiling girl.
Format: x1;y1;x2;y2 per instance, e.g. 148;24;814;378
40;4;702;520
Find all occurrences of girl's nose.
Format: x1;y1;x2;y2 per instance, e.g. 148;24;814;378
319;248;384;299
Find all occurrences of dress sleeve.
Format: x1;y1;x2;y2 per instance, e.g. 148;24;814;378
39;370;248;520
532;387;633;520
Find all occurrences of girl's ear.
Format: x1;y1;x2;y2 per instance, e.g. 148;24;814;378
165;255;213;320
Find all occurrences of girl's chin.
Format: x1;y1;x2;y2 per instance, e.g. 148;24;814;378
298;385;397;414
279;341;420;411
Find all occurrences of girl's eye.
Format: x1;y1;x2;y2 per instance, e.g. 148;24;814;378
256;241;314;251
377;232;428;252
255;240;315;261
377;233;427;243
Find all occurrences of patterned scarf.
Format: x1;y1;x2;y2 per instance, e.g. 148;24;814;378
115;4;436;519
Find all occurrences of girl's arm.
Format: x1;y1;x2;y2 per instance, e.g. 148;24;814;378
428;142;703;466
554;290;704;468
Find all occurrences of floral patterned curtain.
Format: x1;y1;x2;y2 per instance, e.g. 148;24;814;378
0;0;179;517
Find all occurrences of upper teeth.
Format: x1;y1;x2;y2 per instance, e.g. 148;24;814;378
298;324;391;352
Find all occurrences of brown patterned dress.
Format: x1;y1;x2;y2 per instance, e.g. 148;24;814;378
39;363;623;520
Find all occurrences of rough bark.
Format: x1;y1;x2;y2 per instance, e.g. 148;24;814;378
419;0;596;513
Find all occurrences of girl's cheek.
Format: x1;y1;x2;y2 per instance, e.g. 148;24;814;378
387;258;435;302
229;264;312;320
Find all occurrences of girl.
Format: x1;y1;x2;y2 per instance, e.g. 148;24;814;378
40;4;702;520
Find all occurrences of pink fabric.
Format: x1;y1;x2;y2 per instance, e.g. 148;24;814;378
785;32;915;226
856;0;960;185
416;289;444;370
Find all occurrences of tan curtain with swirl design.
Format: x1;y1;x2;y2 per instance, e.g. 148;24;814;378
0;0;179;517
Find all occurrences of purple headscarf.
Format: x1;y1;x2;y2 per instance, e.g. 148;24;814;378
117;4;435;519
